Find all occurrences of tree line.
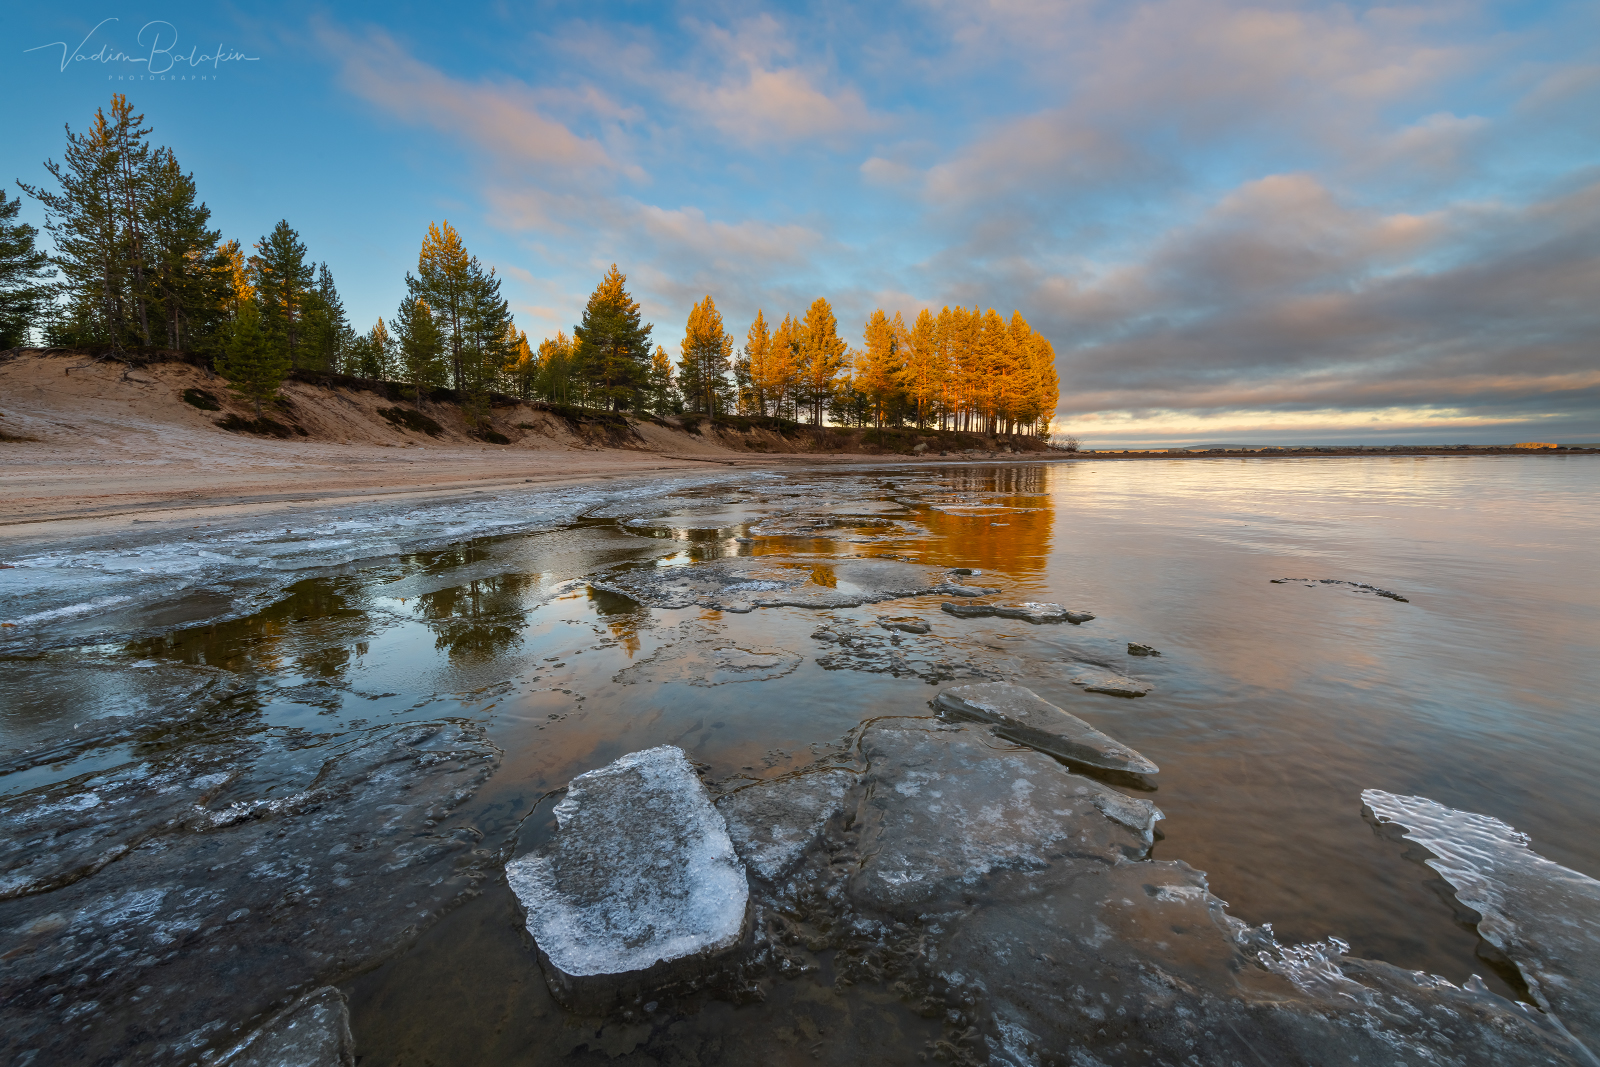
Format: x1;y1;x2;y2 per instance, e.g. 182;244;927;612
2;95;1058;435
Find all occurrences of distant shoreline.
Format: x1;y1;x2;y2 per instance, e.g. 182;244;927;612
1061;445;1599;458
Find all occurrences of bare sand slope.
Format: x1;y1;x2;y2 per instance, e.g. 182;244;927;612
0;353;853;539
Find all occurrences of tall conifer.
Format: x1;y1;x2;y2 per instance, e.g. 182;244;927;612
394;296;445;403
0;190;52;348
574;265;653;411
252;221;316;369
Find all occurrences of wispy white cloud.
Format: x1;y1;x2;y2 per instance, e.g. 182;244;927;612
313;20;638;181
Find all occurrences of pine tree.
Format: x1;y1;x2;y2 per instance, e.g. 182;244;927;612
350;317;394;380
677;294;734;415
216;301;289;416
22;99;135;348
252;220;316;370
299;263;350;373
140;147;221;352
408;221;472;390
796;297;847;426
394;296;445;403
0;189;52;348
574;265;653;411
648;344;678;415
105;95;155;344
459;259;512;425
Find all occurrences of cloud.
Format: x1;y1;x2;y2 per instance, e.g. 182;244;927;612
313;20;632;181
1033;175;1600;423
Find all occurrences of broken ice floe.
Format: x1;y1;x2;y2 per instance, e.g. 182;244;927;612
933;681;1158;774
225;986;355;1067
591;556;964;612
1068;665;1152;697
0;721;501;1066
875;615;931;634
934;581;1002;598
717;767;858;882
811;619;1008;684
751;720;1590;1065
613;625;801;687
846;720;1162;909
1363;788;1600;1050
940;601;1094;623
505;746;749;1007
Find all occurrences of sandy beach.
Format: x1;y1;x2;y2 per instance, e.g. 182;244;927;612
0;353;886;543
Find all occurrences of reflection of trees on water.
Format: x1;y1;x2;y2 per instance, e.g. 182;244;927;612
416;574;539;662
587;587;645;657
917;466;1055;576
129;578;367;677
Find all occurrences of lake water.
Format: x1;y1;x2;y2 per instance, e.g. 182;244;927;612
2;455;1595;1064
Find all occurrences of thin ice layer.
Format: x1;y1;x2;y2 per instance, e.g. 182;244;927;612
507;746;748;978
1363;789;1600;1051
717;767;857;881
934;682;1158;774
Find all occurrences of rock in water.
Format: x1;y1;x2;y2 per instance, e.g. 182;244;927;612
933;681;1158;774
717;768;858;882
941;602;1094;623
1127;642;1160;656
1363;789;1600;1049
505;746;750;1009
230;987;354;1067
1069;665;1152;696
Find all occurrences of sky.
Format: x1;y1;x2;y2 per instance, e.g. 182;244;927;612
5;1;1598;446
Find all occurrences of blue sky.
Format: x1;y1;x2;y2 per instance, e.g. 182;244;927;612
6;1;1598;445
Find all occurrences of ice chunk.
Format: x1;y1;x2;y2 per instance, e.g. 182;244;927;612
847;721;1158;909
1362;789;1600;1050
506;746;749;1005
933;682;1157;774
717;767;858;881
932;581;1003;598
593;556;955;611
1068;666;1151;697
229;986;354;1067
941;602;1094;623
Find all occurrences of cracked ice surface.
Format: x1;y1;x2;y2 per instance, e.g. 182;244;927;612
506;746;748;979
1363;788;1600;1051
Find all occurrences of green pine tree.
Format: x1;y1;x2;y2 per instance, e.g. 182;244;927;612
394;296;445;403
140;147;221;352
299;262;350;373
216;301;290;416
0;189;52;348
252;220;316;370
459;260;512;426
574;265;652;411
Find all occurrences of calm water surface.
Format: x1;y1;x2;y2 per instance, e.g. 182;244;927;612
3;455;1595;1063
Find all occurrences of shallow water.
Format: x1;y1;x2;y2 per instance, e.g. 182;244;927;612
2;456;1596;1063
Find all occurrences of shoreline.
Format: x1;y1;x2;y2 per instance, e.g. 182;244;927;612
6;447;1592;546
